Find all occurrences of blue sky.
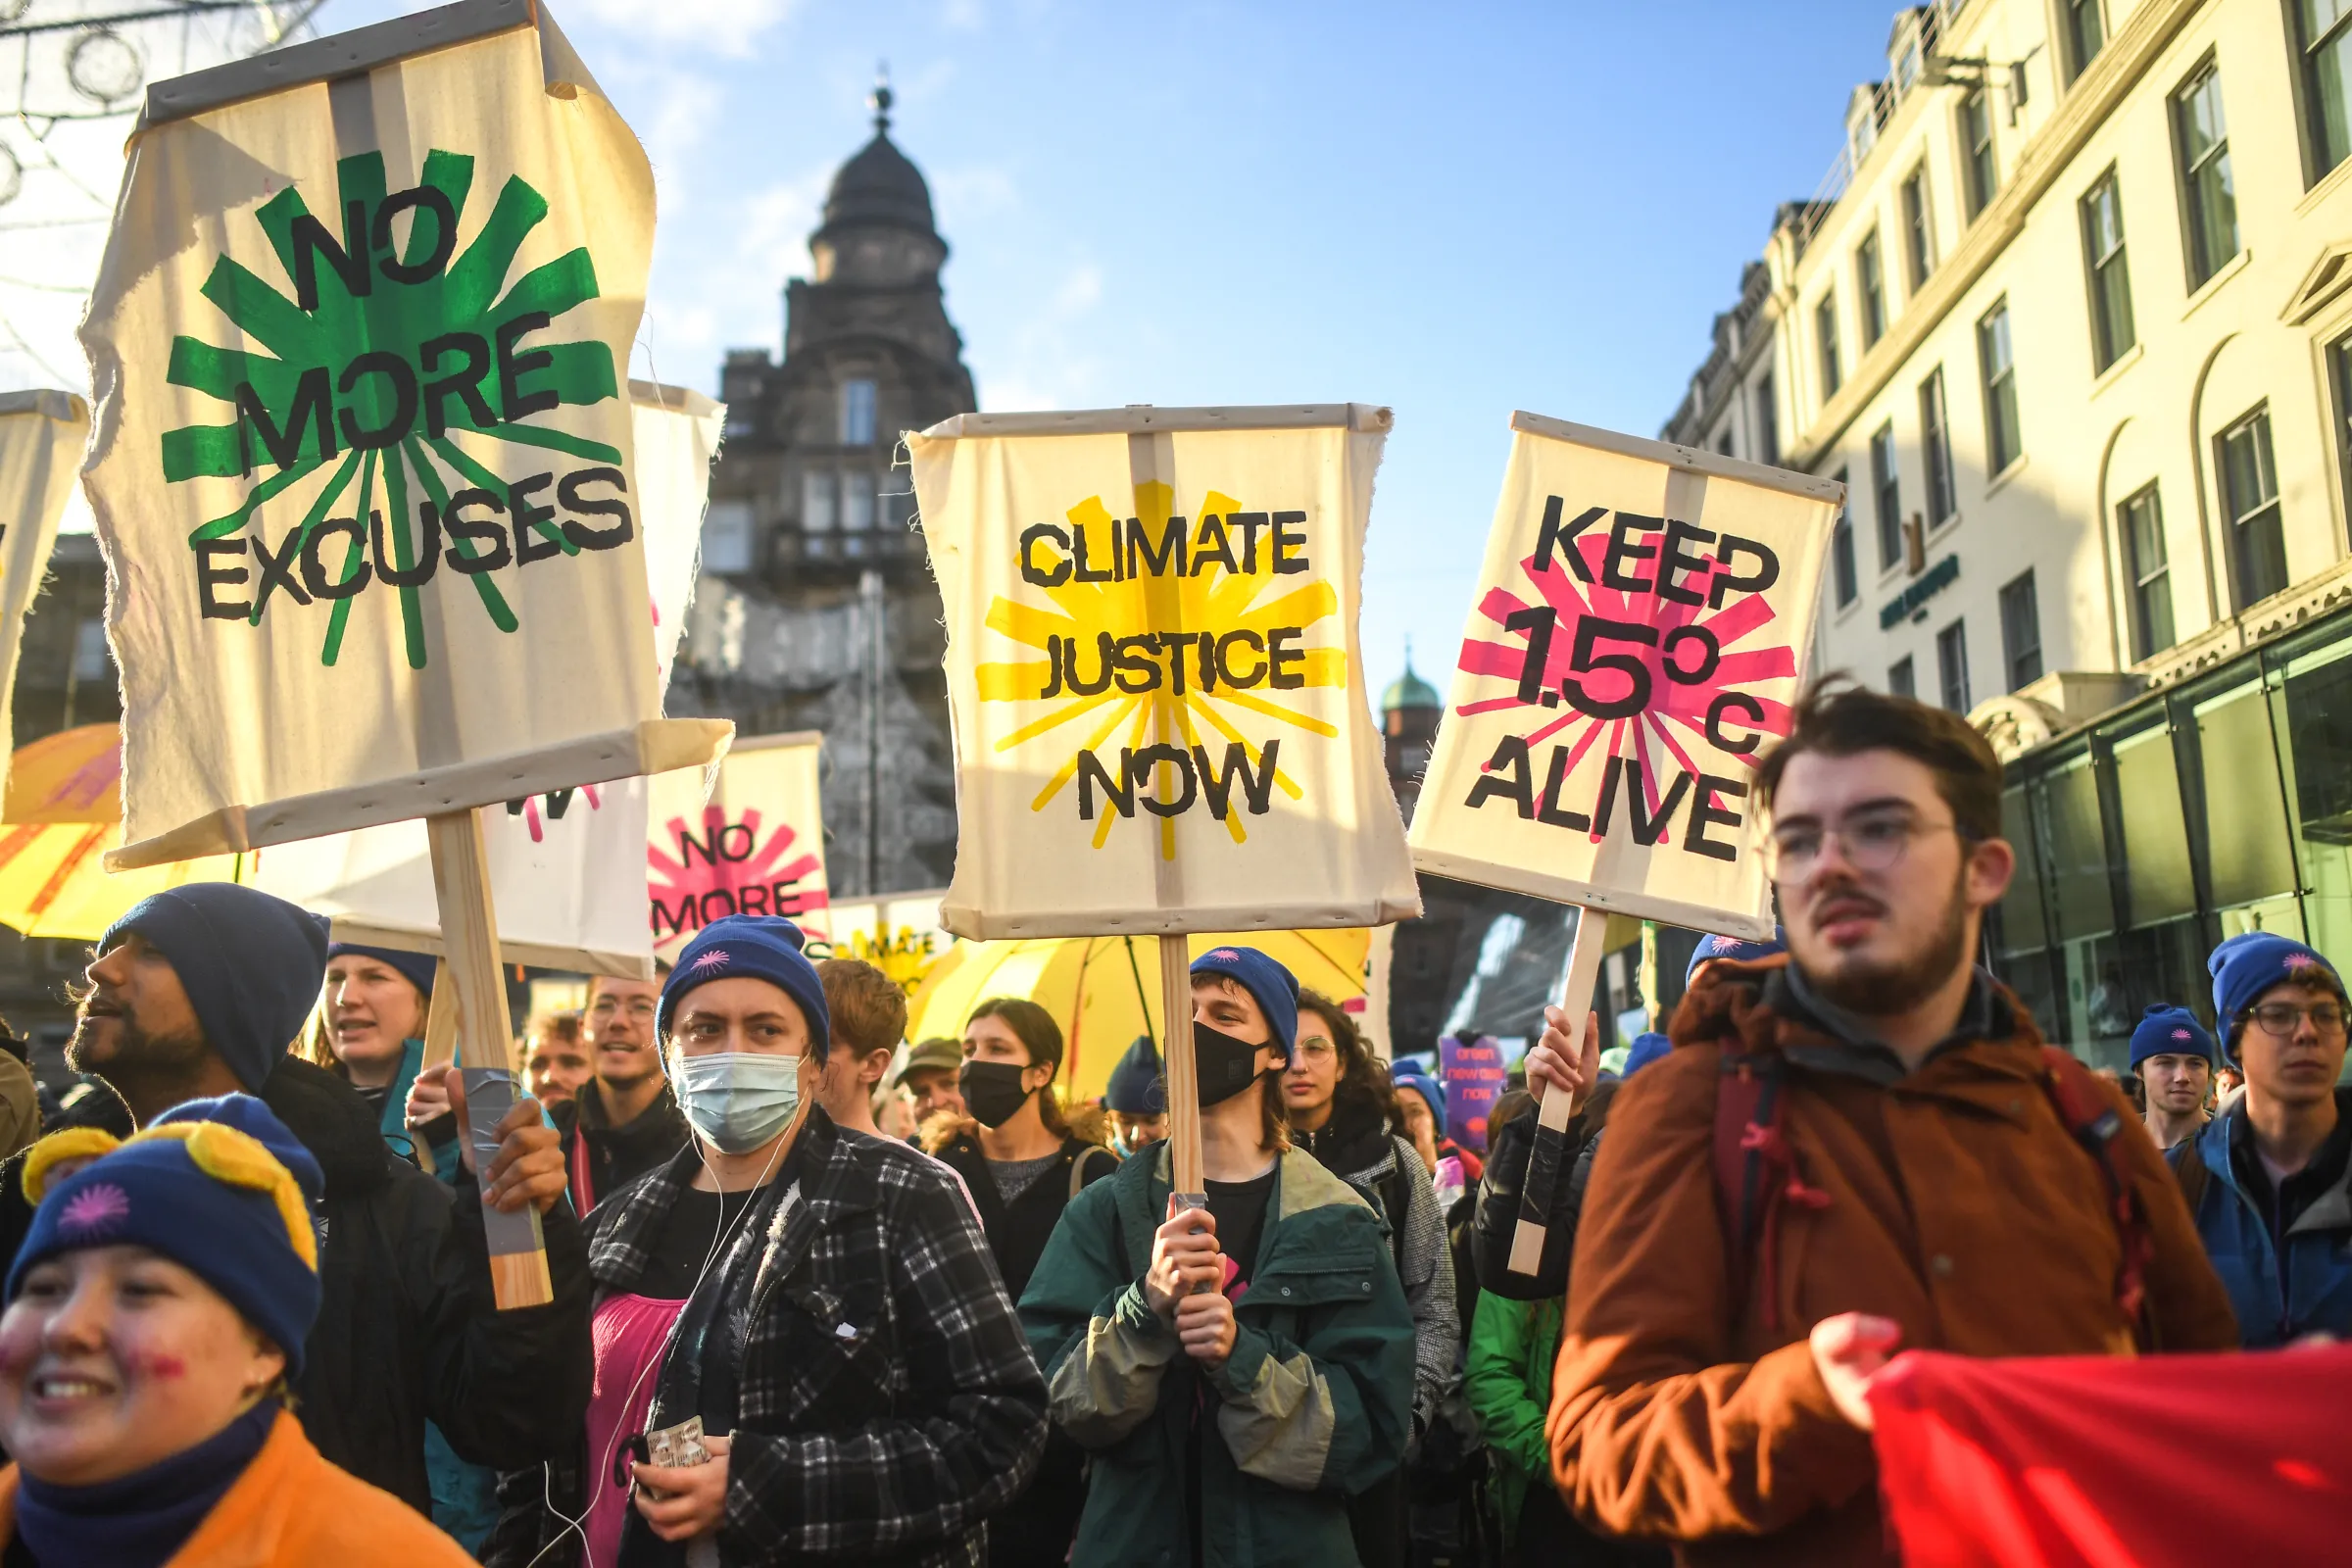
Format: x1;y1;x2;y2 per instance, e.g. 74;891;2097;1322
221;1;1914;699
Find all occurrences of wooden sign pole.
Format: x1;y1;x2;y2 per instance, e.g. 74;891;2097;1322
1506;906;1609;1276
1159;935;1201;1197
425;810;553;1310
420;958;460;1071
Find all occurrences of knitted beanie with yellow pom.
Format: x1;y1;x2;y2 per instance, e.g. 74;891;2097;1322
8;1094;323;1375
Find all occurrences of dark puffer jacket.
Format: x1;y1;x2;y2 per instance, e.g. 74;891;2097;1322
0;1058;593;1514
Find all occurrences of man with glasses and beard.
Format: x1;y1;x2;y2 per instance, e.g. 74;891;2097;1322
1526;681;2236;1567
2169;933;2352;1347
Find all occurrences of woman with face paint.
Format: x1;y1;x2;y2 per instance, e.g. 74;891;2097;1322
926;1000;1117;1568
487;915;1049;1568
1018;947;1418;1568
0;1094;474;1567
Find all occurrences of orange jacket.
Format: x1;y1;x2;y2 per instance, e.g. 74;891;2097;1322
1546;957;2238;1567
0;1406;475;1567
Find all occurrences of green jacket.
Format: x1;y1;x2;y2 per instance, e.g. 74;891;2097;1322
1018;1142;1415;1568
1463;1290;1561;1546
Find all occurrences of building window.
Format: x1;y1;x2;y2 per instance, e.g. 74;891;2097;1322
71;618;110;683
2080;170;2135;371
2000;570;2043;690
803;469;837;530
1857;229;1887;348
2218;406;2286;609
1755;374;1779;465
1920;368;1957;526
2175;62;2238;290
2119;483;2176;662
839;379;877;446
1888;656;1916;699
2298;0;2352;178
2063;0;2105;83
703;498;754;574
1901;167;1935;290
842;470;876;530
1962;86;1998;219
1979;299;2021;474
1716;428;1736;458
1871;420;1902;569
1832;467;1857;607
1817;294;1843;399
1937;619;1972;712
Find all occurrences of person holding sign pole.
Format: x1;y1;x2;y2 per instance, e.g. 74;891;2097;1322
0;883;592;1533
1018;947;1415;1568
1539;684;2237;1565
495;914;1046;1568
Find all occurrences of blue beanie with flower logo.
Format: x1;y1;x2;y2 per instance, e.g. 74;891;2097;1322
659;915;832;1047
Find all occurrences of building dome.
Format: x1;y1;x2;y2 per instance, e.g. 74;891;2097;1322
822;80;936;235
1382;659;1441;713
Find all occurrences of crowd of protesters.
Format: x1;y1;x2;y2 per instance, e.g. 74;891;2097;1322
0;679;2339;1564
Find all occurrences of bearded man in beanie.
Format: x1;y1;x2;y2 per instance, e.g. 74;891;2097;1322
1532;684;2235;1567
1019;946;1415;1568
2171;934;2352;1347
0;882;593;1532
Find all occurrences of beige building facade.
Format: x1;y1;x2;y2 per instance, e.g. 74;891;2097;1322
1673;0;2352;1063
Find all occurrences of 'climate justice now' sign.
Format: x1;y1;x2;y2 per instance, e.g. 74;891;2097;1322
913;407;1420;939
1409;415;1840;938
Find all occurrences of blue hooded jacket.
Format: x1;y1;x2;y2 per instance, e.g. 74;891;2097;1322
2173;1087;2352;1348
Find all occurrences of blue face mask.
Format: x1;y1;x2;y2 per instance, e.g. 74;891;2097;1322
672;1051;803;1153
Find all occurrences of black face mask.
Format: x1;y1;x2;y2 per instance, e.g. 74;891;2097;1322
1194;1021;1270;1107
959;1059;1033;1130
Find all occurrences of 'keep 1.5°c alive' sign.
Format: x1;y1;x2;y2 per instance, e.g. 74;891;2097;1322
1409;415;1841;938
913;407;1420;939
82;8;721;865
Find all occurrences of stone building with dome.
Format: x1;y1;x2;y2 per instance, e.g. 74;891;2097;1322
1378;654;1441;825
671;83;973;898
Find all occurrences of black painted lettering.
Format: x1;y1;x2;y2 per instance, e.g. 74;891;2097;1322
510;472;562;564
559;466;633;549
1466;736;1535;818
1040;635;1065;700
1267;626;1306;689
1709;533;1781;609
196;539;251;620
1625;761;1692;845
1537;744;1592;830
1230;513;1268;573
1657;519;1716;606
1600;513;1660;593
1190;514;1238;576
371;504;441;588
248;524;313;617
1215;629;1266;688
335;352;418;451
299;517;370;600
1071;516;1115;582
418;332;494;436
1126;514;1187;577
1195;740;1280;818
1066;633;1115;696
372;184;459;285
1532;496;1605;583
1686;775;1747;862
1270;511;1308;574
1112;634;1161;694
1077;749;1135;819
234;369;335;473
1130;744;1197;816
1704;691;1767;755
443;487;513;573
495;310;558;421
289;203;369;312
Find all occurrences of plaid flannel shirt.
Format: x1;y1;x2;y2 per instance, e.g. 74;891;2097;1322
592;1109;1049;1566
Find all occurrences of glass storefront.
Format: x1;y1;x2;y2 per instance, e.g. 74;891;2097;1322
1993;604;2352;1068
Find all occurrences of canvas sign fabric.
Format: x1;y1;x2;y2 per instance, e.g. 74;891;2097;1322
86;8;724;869
1409;415;1839;938
910;406;1420;939
0;391;88;791
647;731;828;959
246;379;721;977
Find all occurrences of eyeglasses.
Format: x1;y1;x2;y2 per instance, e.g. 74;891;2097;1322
589;997;657;1020
2240;1002;2347;1037
1764;810;1963;883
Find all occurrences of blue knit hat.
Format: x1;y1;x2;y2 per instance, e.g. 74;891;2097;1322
10;1093;323;1376
100;885;331;1092
1391;1058;1446;1138
1624;1031;1672;1076
661;915;831;1047
1687;929;1787;986
1190;946;1298;1056
2129;1004;2217;1071
325;942;437;1005
1105;1034;1165;1114
2209;933;2343;1054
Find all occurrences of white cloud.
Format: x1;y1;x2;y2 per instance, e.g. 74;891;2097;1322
572;0;799;59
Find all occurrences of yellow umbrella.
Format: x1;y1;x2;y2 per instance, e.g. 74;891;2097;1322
0;724;241;941
907;929;1370;1103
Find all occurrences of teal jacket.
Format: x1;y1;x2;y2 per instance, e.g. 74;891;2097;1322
1018;1143;1415;1568
1463;1289;1561;1546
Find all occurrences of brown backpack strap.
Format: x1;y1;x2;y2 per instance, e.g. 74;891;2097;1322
2172;1127;2213;1222
2038;1046;2157;1343
1068;1143;1112;1203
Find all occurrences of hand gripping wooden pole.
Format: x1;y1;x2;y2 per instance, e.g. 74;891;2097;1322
1160;935;1201;1197
426;810;553;1310
1506;907;1609;1276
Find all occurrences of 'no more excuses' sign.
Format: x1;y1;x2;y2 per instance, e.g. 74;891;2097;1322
913;406;1419;938
88;1;727;868
1409;415;1840;938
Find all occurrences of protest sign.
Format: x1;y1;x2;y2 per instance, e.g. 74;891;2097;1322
910;403;1419;1191
249;379;723;977
1412;413;1839;1269
86;0;730;1305
1440;1033;1505;1154
647;731;827;958
0;392;89;788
